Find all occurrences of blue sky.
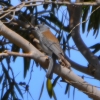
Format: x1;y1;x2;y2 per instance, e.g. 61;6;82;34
2;0;100;100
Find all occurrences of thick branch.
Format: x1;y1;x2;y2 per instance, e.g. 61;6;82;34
8;13;100;80
54;64;100;100
65;55;100;80
0;21;48;68
9;17;90;77
0;21;100;100
65;55;87;71
10;16;97;78
24;0;100;6
68;5;100;79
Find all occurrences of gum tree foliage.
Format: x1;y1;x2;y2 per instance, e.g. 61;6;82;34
0;0;100;100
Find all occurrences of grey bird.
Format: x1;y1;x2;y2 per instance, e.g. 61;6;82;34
33;24;71;79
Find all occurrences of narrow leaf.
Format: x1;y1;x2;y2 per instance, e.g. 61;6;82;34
53;90;57;100
73;87;75;100
52;76;60;87
1;62;11;83
11;44;20;62
0;74;3;83
38;80;44;100
46;79;53;98
67;33;71;42
2;82;14;100
65;83;70;95
15;83;23;98
23;57;31;78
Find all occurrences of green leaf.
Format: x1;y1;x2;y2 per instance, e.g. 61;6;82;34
46;79;53;98
57;32;63;42
11;89;18;100
43;3;49;10
73;87;75;100
1;62;11;83
67;33;71;42
89;43;100;54
23;57;31;78
2;82;14;100
65;83;70;95
87;6;100;37
52;89;57;100
38;14;69;32
11;44;20;62
1;80;5;99
82;6;90;33
10;83;18;99
52;76;60;87
51;2;57;13
15;82;23;98
2;88;11;100
0;74;3;83
38;80;44;100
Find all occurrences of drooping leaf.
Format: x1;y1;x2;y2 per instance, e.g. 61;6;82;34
52;89;57;100
27;88;34;100
51;0;57;13
2;82;14;100
66;34;71;57
73;87;75;100
89;43;100;54
38;80;45;100
52;76;60;87
23;57;31;78
82;6;90;33
67;33;71;42
2;88;11;100
1;79;5;99
67;84;70;98
1;62;11;83
57;32;63;42
87;6;100;37
0;74;4;83
43;0;49;10
46;79;53;98
38;14;69;32
11;44;20;62
62;36;66;52
15;82;23;98
11;89;18;100
65;83;70;95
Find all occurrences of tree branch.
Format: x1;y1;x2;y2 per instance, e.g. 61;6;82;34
24;0;100;6
65;55;88;72
0;21;100;100
54;63;100;100
0;21;48;68
7;14;100;80
68;4;100;80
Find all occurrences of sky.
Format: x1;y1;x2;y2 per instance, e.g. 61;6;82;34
1;0;100;100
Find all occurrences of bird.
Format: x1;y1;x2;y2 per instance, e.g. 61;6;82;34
33;24;71;79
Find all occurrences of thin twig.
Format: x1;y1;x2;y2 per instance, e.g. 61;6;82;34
69;6;100;34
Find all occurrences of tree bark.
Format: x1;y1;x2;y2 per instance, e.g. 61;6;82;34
0;21;100;100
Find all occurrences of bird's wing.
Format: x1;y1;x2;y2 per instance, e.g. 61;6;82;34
42;36;64;58
42;36;71;69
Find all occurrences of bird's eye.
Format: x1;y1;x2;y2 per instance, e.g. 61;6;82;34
35;26;38;30
38;26;40;29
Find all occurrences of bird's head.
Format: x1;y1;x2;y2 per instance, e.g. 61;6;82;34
35;24;49;33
